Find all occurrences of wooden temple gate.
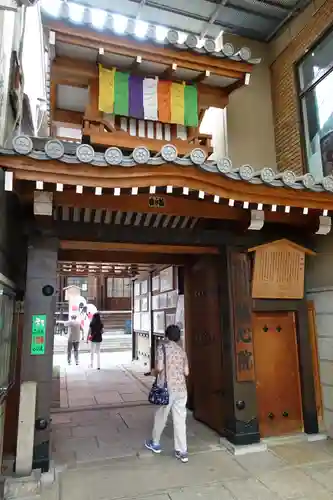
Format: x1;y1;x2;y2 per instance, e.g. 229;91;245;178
1;5;332;470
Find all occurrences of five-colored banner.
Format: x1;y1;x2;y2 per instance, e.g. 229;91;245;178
98;65;198;127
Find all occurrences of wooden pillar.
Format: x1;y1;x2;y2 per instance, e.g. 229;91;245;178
220;246;260;446
148;272;154;371
96;274;102;310
85;78;101;121
100;276;105;311
184;264;194;410
20;236;58;472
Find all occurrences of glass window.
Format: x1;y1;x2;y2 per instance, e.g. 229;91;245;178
298;30;333;180
107;278;132;298
123;278;131;298
67;277;88;298
298;30;333;91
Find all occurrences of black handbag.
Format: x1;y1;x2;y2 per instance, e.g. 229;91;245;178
148;343;169;406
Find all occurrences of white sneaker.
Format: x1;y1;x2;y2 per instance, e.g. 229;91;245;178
175;451;188;463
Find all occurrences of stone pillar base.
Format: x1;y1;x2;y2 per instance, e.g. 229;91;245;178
220;437;267;456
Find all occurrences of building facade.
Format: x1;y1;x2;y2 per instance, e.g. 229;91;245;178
268;0;333;438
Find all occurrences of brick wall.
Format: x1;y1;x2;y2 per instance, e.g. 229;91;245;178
270;0;333;175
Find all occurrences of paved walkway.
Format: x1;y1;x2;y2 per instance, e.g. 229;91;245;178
53;333;132;354
47;433;333;500
53;351;148;410
46;353;333;500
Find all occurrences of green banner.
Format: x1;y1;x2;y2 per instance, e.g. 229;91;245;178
31;314;47;355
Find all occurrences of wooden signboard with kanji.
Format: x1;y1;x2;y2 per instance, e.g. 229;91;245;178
248;239;316;300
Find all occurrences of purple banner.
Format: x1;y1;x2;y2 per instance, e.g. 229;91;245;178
129;75;144;119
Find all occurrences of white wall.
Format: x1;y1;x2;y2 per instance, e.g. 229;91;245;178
224;34;277;170
307;288;333;437
306;234;333;437
200;107;228;160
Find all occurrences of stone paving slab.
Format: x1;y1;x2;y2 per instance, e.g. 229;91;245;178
53;351;147;411
44;354;333;500
51;403;221;467
47;422;333;500
38;440;333;500
59;452;248;500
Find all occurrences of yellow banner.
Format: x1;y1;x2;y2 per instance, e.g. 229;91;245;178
98;65;115;113
170;82;185;125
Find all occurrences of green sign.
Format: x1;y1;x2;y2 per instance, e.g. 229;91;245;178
31;314;47;355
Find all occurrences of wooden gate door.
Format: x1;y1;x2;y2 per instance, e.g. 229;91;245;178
253;312;303;437
189;256;224;434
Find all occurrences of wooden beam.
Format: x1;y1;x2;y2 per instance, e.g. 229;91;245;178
82;128;213;155
58;249;191;264
85;77;102;120
51;73;88;89
195;70;210;83
5;156;333;212
58;268;144;278
52;56;94;83
162;63;178;80
53;220;312;250
53;192;238;219
50;80;57;128
54;109;83;125
60;240;219;254
48;191;311;226
198;108;206;128
131;55;142;71
225;76;246;95
48;22;253;78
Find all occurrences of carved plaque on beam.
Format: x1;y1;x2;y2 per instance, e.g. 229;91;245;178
248;239;316;300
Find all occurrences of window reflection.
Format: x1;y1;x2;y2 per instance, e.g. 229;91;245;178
67;277;88;298
298;31;333;179
107;277;131;298
298;32;333;91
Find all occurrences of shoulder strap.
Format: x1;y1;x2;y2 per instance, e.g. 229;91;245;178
161;343;167;383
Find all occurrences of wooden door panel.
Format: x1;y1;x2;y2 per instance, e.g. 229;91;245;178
253;312;303;437
190;258;224;434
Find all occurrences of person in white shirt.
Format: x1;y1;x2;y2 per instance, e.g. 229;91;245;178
145;324;189;463
64;315;81;365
